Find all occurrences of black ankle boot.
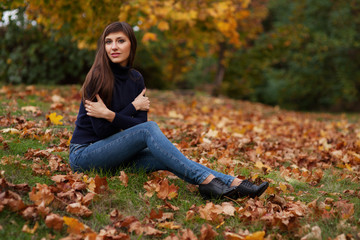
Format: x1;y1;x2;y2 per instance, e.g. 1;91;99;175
198;178;237;200
234;180;269;198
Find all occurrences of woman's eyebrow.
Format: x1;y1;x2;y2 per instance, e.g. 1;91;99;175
105;36;125;40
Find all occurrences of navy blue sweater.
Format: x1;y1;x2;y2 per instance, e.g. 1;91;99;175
71;63;147;144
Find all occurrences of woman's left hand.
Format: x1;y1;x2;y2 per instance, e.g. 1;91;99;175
85;94;115;122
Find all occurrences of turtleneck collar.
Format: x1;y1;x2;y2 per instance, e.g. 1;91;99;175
110;61;130;81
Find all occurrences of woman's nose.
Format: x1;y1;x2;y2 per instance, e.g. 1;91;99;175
111;42;118;50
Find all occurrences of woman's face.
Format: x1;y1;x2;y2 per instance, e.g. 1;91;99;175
105;31;131;66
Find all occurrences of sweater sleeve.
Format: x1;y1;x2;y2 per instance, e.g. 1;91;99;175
89;72;147;139
111;73;147;128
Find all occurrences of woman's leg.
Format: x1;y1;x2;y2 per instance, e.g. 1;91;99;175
126;148;236;186
70;121;234;185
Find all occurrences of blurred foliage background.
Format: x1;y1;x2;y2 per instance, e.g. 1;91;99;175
0;0;359;111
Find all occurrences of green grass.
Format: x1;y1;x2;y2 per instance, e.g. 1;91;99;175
1;85;359;239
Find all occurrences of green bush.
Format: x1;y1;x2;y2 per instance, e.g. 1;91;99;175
0;8;94;85
222;0;360;111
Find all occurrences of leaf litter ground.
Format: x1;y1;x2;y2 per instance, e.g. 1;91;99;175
0;85;359;240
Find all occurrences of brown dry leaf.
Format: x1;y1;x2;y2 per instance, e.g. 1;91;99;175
199;224;218;240
120;216;139;228
45;213;64;231
119;171;129;187
300;226;322;240
29;183;54;206
157;179;179;200
149;208;163;220
267;194;287;208
7;198;27;212
128;220;143;235
66;202;93;217
180;228;198;240
143;178;159;198
21;206;38;220
164;233;180;240
162;200;180;211
109;209;123;223
334;200;355;219
221;202;236;216
142;224;166;236
186;210;196;221
82;192;96;206
198;202;224;223
71;181;87;191
94;175;108;194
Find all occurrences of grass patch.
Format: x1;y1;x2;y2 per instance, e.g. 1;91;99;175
0;85;359;239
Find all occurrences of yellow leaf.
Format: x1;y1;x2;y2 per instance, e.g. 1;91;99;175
63;216;85;235
67;136;72;146
157;221;181;230
251;174;259;181
47;112;63;125
348;151;360;163
279;182;288;193
245;231;265;240
142;32;157;42
158;21;169;31
345;163;353;171
254;161;272;171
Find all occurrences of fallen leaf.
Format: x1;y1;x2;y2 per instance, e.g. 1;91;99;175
66;202;93;217
45;213;64;231
199;223;218;240
47;112;63;125
29;183;54;206
300;226;321;240
22;221;39;234
158;221;181;230
245;231;265;240
63;216;86;234
1;128;20;134
119;171;128;187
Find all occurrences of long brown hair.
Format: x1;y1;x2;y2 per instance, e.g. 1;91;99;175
81;22;137;107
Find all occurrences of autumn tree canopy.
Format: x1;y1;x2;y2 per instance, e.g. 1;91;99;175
3;0;268;90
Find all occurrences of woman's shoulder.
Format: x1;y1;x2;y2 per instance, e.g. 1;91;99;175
129;68;143;81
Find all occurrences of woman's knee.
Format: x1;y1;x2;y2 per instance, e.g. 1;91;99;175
144;121;159;129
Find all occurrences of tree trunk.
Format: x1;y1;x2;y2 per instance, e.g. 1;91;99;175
213;41;226;96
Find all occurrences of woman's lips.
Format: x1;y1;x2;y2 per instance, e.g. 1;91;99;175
111;53;120;57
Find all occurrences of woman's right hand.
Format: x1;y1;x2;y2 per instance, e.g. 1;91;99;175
132;88;150;111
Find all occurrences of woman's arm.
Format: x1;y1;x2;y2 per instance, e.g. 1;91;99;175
84;92;148;138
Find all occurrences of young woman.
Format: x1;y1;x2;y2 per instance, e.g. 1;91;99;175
69;22;269;200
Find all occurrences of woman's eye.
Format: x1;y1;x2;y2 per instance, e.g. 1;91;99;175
105;40;112;44
118;39;125;43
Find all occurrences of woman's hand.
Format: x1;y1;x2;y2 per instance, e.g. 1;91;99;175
132;88;150;111
85;94;115;122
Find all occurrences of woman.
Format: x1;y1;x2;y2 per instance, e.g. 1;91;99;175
69;22;269;200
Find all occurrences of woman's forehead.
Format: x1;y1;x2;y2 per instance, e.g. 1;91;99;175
105;31;128;39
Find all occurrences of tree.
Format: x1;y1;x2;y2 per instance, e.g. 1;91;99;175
3;0;268;92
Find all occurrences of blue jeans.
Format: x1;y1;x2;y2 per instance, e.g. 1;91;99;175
69;121;235;186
